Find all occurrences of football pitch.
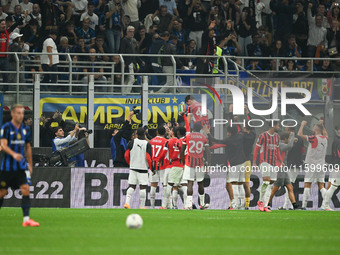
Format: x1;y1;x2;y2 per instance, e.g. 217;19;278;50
1;208;339;255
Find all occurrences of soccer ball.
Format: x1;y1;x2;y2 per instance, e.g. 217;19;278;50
126;214;143;229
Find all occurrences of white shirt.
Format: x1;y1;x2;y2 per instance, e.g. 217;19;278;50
122;0;141;22
80;12;99;30
41;38;59;65
0;12;8;20
305;135;328;166
25;13;42;27
72;0;88;16
1;0;19;13
20;2;33;13
129;138;150;171
53;135;77;151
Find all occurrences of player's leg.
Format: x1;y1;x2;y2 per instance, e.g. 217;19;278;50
226;182;234;209
196;166;208;209
263;165;277;208
150;170;159;209
179;181;187;208
286;183;300;209
138;172;149;209
302;182;312;209
125;170;138;208
321;181;339;210
185;180;194;209
0;171;9;209
258;163;271;211
172;185;178;209
0;189;8;209
20;183;39;227
267;184;280;208
244;161;251;210
237;164;246;209
317;181;327;199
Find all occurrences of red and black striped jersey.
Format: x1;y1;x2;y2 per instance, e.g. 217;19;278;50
161;137;177;169
150;136;167;170
254;131;281;166
183;132;209;168
170;137;184;168
0;29;10;58
187;101;210;128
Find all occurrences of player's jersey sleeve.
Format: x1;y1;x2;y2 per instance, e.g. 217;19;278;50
0;124;9;140
307;135;318;149
255;133;264;147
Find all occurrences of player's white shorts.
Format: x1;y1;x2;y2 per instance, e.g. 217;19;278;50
163;168;170;185
183;165;206;182
227;163;245;183
150;169;165;184
329;167;340;186
260;162;278;181
288;166;299;183
128;170;148;186
168;167;184;185
304;164;326;183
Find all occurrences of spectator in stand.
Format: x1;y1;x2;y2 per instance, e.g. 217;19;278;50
327;2;340;29
317;58;334;72
122;14;131;34
268;58;284;71
121;0;141;29
71;0;88;27
284;34;303;69
314;2;329;28
153;5;174;33
82;48;107;92
112;55;122;89
327;19;340;57
210;0;226;25
307;3;328;57
0;15;22;92
22;19;40;52
93;0;106;15
271;39;285;57
293;1;308;56
170;19;185;54
24;4;42;28
238;7;255;56
207;4;222;28
13;5;26;29
72;36;89;61
70;55;85;83
283;59;297;71
139;0;159;22
0;6;8;20
58;36;72;81
270;0;295;41
187;0;207;52
20;0;33;14
196;20;216;74
246;60;262;70
158;34;184;93
1;0;19;15
159;0;179;16
104;0;123;53
257;25;271;47
176;0;191;28
56;0;74;22
149;31;169;86
37;0;65;37
219;31;241;56
247;33;271;69
93;35;109;62
8;32;26;85
41;30;59;89
119;25;145;94
183;39;197;67
62;21;77;47
80;2;99;30
224;0;239;25
136;25;152;54
300;59;316;71
76;17;96;48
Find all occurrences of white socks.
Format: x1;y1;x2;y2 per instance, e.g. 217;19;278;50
320;188;327;199
179;186;187;206
238;185;245;208
259;181;269;202
185;195;193;209
232;185;239;208
322;185;338;209
172;189;178;208
150;186;156;208
302;187;311;208
199;194;205;206
161;185;172;208
139;189;146;208
283;186;293;209
125;187;135;206
23;216;30;223
264;184;273;207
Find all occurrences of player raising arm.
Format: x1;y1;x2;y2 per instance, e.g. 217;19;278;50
0;104;39;227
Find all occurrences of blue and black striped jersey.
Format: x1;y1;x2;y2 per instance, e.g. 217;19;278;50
0;122;31;171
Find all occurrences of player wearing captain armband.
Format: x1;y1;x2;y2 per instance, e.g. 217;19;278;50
149;126;167;209
298;120;328;210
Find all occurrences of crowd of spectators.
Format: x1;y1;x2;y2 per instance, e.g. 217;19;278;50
1;0;340;91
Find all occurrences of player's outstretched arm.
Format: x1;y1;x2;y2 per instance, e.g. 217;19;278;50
319;120;328;138
298;121;308;141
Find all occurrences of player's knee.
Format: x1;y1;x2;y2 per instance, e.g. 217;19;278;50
140;185;147;190
263;180;270;185
129;185;136;190
0;189;8;198
21;185;30;196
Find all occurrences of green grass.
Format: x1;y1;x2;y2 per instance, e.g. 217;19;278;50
1;208;339;255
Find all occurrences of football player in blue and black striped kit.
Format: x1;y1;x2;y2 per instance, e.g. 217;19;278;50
0;104;39;227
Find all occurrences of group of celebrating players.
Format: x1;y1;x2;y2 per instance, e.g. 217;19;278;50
123;95;340;211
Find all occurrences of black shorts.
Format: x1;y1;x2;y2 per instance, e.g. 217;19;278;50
0;170;27;190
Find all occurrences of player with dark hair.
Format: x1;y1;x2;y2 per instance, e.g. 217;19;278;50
181;122;211;210
205;124;247;210
185;95;210;129
253;121;283;212
0;104;39;227
299;120;328;210
321;126;340;210
124;127;152;209
149;126;167;208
